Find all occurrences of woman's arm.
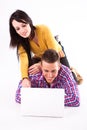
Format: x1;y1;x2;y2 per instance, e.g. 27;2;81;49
18;45;29;78
42;25;65;58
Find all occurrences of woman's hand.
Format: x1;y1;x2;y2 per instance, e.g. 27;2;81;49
21;78;31;88
28;62;41;75
58;50;65;58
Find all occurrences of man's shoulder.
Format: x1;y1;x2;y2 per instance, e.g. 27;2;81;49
60;65;71;74
29;71;43;80
61;64;70;70
58;65;74;82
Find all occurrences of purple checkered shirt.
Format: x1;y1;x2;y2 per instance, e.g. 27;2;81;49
15;65;80;107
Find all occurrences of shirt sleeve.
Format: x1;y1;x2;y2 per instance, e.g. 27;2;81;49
63;69;80;107
29;74;40;88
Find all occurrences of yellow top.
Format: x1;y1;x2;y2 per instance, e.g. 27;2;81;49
18;24;63;78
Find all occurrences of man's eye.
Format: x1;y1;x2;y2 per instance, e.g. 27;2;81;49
52;70;56;73
44;70;48;72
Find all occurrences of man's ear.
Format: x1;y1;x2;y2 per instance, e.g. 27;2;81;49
41;63;43;71
58;63;61;70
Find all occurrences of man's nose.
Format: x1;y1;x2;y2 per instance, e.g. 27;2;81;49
48;72;53;77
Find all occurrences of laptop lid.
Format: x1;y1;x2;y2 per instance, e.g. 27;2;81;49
21;88;64;118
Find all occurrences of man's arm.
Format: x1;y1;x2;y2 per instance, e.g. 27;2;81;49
64;76;80;107
65;93;80;107
62;66;80;107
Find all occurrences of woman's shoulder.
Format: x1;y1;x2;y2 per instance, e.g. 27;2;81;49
18;45;25;54
35;24;50;31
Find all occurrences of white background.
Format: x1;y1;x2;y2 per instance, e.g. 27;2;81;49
0;0;87;130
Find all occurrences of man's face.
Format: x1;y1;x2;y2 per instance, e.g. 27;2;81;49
41;61;60;84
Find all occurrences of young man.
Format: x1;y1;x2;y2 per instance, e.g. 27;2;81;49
16;49;80;107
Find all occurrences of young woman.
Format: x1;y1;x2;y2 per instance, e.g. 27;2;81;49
9;9;83;88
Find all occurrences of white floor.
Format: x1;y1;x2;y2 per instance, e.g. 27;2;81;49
0;73;87;130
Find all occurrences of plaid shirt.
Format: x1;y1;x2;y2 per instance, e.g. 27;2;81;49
15;65;80;107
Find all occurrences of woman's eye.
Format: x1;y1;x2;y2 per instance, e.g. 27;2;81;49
16;28;20;31
22;24;26;27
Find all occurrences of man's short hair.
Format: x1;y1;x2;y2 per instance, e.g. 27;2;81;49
41;49;60;63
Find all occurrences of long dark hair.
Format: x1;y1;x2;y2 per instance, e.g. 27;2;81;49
9;9;36;66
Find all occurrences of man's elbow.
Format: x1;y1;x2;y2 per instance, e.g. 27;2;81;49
65;97;80;107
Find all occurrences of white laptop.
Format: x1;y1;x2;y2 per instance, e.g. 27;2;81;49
21;88;64;118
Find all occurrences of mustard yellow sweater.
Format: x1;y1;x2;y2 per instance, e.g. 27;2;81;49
18;25;63;78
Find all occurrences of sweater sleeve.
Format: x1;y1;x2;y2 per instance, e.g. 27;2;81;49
18;46;29;79
42;25;65;57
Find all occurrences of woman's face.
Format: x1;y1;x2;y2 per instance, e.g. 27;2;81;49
12;19;31;38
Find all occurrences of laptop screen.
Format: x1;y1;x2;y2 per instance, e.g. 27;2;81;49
21;88;64;118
